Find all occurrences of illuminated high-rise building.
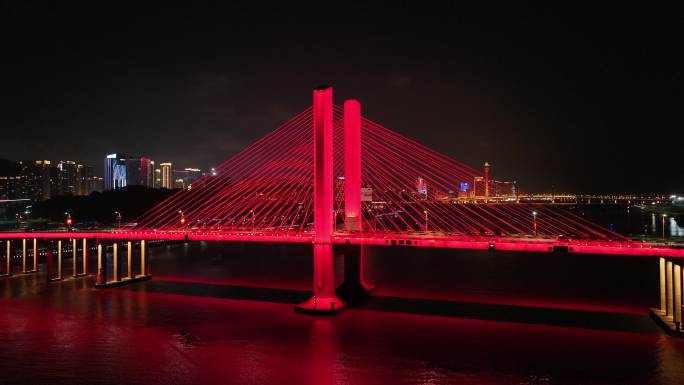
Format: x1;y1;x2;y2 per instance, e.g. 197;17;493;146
104;154;128;190
76;164;101;195
473;176;486;197
149;161;156;186
173;168;203;190
154;168;161;188
0;176;23;200
20;160;51;201
126;156;153;187
55;161;78;196
416;177;428;199
160;162;172;189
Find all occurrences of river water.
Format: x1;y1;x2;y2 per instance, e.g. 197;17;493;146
1;240;684;384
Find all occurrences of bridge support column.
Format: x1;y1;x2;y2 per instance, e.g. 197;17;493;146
95;240;151;288
112;242;119;282
96;242;105;285
674;263;682;331
651;258;684;336
32;238;38;272
57;240;63;280
141;240;146;276
296;86;344;314
22;237;38;274
296;243;344;314
72;239;77;277
126;241;132;280
1;240;11;278
139;240;151;279
22;239;26;273
660;258;667;312
82;238;88;275
337;242;374;301
667;260;674;318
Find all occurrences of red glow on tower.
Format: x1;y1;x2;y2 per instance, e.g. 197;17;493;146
313;86;334;242
344;99;362;232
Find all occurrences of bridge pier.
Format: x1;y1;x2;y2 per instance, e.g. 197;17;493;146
296;243;344;314
0;240;11;278
651;257;684;336
95;240;151;288
81;238;89;276
21;238;38;274
336;242;374;301
68;238;90;278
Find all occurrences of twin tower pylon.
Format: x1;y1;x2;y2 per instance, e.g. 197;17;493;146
295;86;366;314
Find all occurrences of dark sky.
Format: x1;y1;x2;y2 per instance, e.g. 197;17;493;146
1;2;682;194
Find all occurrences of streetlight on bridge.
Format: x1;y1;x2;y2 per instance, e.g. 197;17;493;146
65;212;72;232
423;210;429;232
662;213;668;240
114;211;122;228
532;211;538;236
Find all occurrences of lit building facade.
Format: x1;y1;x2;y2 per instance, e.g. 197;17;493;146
473;176;486;197
104;154;129;190
20;160;51;201
0;176;24;200
126;156;153;187
56;161;79;196
173;168;203;189
416;177;428;200
159;162;172;189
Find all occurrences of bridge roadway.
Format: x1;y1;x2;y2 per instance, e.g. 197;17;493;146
1;230;683;258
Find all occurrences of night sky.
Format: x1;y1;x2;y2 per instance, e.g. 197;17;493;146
2;2;682;194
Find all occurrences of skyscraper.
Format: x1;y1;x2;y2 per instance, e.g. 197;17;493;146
473;176;486;197
20;160;51;201
76;164;101;195
104;154;127;190
55;161;78;196
125;156;153;187
160;162;172;189
104;154;116;190
154;168;161;188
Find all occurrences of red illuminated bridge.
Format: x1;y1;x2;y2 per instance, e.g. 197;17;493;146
1;87;682;330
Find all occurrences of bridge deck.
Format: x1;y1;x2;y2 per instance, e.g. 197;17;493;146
1;231;682;258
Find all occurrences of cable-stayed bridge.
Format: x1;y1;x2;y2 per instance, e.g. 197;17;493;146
1;87;682;327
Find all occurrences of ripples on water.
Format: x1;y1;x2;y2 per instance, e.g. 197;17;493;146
1;242;684;385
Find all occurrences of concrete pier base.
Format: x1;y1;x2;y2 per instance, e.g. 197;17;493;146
650;308;683;337
95;274;152;288
295;296;345;315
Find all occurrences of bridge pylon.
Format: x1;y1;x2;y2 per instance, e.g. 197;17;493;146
296;86;345;314
337;99;375;299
